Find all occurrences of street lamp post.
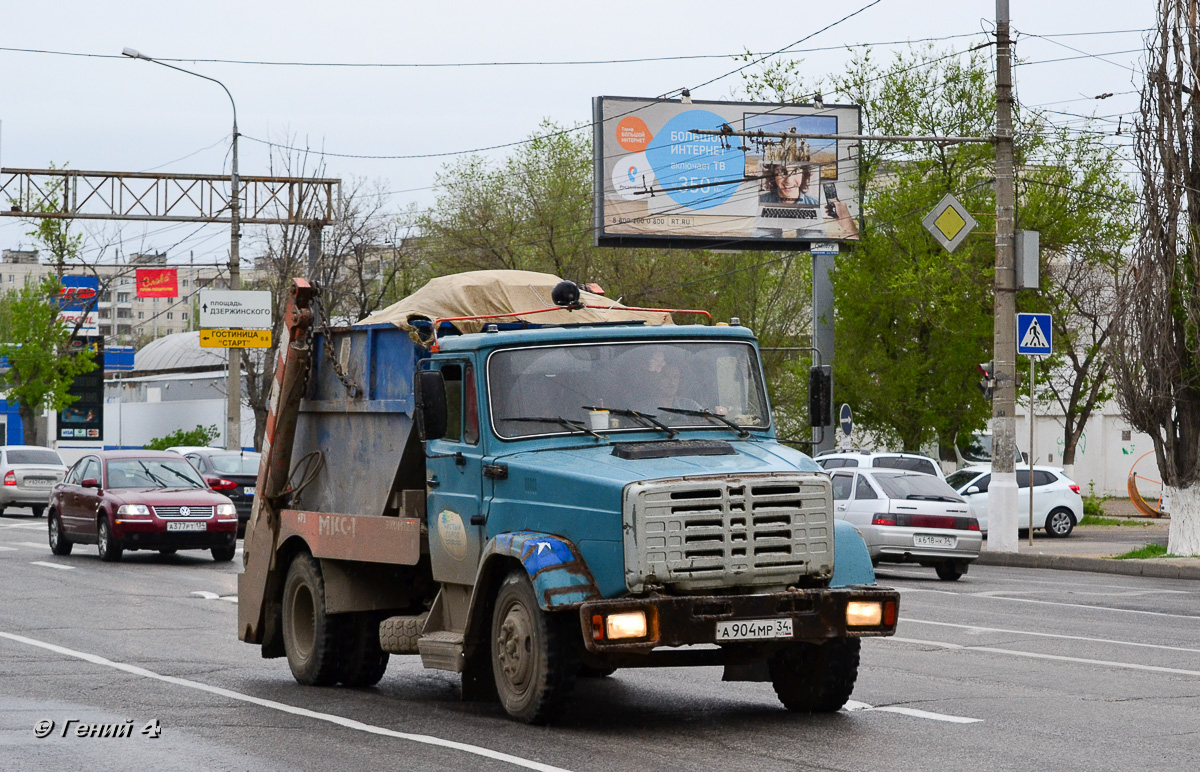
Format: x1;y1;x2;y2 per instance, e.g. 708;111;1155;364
122;48;242;451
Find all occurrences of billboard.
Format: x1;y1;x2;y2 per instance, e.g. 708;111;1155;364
56;276;100;336
136;268;178;298
593;96;861;250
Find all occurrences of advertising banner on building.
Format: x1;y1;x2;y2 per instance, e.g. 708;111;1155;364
58;336;104;441
593;96;861;250
56;276;100;336
136;268;179;298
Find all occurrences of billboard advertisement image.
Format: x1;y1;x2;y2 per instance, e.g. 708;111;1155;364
136;268;179;298
594;96;860;250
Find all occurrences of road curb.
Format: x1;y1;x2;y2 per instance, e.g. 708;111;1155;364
977;551;1200;580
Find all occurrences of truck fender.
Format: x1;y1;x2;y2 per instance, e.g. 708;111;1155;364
482;531;601;610
831;519;878;587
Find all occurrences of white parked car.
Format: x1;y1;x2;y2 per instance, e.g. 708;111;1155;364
944;465;1084;537
0;445;68;517
816;451;945;480
828;467;981;581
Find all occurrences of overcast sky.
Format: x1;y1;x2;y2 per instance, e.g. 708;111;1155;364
1;1;1152;266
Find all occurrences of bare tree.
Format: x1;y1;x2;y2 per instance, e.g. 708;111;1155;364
1111;0;1200;555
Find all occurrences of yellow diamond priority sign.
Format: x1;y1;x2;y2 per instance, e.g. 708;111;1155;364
922;193;978;253
200;329;272;348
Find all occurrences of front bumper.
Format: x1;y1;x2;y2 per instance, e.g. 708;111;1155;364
579;586;899;654
112;517;237;549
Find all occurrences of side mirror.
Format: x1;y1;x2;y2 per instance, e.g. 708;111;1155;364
414;370;448;441
965;485;980;495
81;478;101;490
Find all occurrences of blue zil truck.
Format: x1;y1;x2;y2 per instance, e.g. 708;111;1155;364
238;272;898;723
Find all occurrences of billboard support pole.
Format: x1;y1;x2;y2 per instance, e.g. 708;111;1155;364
813;251;835;454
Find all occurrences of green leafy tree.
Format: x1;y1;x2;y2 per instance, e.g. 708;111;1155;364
0;277;98;445
143;424;220;451
741;45;1133;462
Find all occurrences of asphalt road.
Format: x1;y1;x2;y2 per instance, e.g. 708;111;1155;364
2;512;1198;772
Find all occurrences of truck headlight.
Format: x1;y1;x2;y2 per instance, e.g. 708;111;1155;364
846;601;883;627
216;503;238;518
598;611;648;640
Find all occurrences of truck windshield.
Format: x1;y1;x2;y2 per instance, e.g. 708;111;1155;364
488;341;770;439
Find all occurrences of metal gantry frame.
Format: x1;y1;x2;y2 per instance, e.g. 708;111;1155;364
0;167;339;226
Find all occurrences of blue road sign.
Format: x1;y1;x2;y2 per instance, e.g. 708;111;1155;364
839;403;853;437
1016;313;1052;357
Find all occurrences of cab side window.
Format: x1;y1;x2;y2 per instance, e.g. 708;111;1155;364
441;364;463;442
463;363;479;445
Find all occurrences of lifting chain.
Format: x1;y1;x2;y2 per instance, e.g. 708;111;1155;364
312;284;362;398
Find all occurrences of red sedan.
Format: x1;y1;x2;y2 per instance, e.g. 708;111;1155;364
48;450;238;562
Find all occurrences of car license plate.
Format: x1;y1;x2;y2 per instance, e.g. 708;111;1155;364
914;534;955;548
25;478;52;488
244;486;256;496
715;618;793;641
166;521;207;532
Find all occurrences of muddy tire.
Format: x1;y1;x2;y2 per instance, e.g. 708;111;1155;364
48;510;73;556
379;614;426;655
282;553;343;686
490;570;577;724
337;613;390;687
769;638;860;712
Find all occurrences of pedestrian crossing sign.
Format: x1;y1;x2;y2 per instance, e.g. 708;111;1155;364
1017;313;1052;357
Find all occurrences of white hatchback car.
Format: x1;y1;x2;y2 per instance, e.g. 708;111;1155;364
829;467;981;581
944;465;1084;537
816;451;945;480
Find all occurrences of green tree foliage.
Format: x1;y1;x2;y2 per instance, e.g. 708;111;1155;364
18;162;83;280
143;424;220;451
0;277;98;445
742;45;1133;459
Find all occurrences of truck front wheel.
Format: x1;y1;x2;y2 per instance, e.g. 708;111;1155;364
490;570;577;723
282;553;343;686
769;638;861;712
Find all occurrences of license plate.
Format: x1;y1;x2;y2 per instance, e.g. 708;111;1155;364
166;521;207;532
25;478;52;488
243;486;256;496
715;618;793;641
914;534;955;548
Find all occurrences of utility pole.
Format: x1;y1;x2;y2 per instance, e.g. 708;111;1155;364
227;114;242;451
988;0;1019;553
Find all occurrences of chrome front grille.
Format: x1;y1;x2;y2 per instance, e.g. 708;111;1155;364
152;506;214;518
623;475;833;592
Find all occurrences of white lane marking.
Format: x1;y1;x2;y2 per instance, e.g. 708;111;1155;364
0;630;572;772
30;561;73;571
886;636;1200;677
900;587;1200;621
0;545;18;552
191;591;220;600
903;618;1200;654
221;596;238;603
0;522;46;530
14;541;50;549
844;699;981;724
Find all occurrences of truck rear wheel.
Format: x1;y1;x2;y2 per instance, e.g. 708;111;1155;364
282;553;343;686
337;613;390;687
769;638;860;712
490;570;577;724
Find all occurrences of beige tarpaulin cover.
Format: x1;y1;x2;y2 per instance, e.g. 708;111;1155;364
357;270;673;340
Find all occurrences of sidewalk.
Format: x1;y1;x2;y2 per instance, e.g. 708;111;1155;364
974;502;1200;580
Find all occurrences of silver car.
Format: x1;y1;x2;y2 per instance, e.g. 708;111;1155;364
829;467;982;581
0;445;68;517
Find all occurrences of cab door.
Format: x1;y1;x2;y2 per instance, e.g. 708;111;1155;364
426;360;486;586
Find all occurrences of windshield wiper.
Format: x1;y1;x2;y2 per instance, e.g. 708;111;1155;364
658;406;751;438
136;461;170;488
159;464;203;488
506;416;606;440
582;406;677;438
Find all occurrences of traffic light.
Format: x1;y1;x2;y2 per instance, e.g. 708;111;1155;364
809;365;832;427
977;361;994;401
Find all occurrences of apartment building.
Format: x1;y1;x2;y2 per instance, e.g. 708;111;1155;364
0;248;258;345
